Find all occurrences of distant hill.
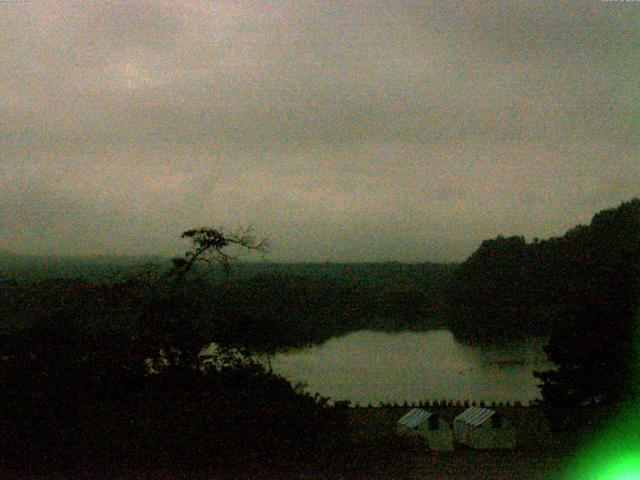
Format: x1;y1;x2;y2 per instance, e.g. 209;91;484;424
6;198;637;347
0;252;163;281
0;251;457;287
0;253;458;343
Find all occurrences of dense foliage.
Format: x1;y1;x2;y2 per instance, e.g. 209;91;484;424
536;200;640;410
0;260;456;352
2;198;639;457
446;199;640;415
446;198;640;345
0;229;428;476
0;233;351;476
0;315;345;473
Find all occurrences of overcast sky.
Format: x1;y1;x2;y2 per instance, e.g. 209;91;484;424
1;1;638;262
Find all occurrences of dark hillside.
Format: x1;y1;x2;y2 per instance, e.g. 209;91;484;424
446;198;640;344
0;259;457;347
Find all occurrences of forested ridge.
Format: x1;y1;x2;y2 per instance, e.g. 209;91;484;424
0;233;416;476
445;198;640;420
2;198;639;350
446;198;640;345
1;199;638;474
0;260;455;348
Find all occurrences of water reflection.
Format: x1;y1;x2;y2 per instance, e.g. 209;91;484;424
272;329;551;405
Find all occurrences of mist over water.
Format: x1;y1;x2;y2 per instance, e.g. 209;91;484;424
272;330;550;405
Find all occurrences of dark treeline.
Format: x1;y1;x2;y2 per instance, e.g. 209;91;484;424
446;198;640;424
446;198;640;345
0;261;456;351
1;198;639;474
0;234;420;477
2;199;638;356
198;263;455;352
0;251;160;282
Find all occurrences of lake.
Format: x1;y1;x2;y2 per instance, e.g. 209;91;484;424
271;329;552;405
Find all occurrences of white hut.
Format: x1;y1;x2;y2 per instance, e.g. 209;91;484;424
396;408;453;451
453;407;515;450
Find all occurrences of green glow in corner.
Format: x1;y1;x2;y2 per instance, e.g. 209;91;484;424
565;427;640;479
597;457;640;480
562;316;640;480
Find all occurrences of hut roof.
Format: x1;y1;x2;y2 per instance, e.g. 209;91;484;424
397;408;434;429
454;407;496;426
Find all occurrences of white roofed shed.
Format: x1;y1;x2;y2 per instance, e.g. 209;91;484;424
453;407;515;450
396;408;453;451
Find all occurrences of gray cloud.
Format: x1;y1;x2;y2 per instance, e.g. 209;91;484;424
1;1;638;261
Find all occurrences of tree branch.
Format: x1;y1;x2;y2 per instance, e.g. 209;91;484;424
169;227;269;281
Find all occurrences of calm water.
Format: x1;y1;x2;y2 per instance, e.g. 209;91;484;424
271;329;551;405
